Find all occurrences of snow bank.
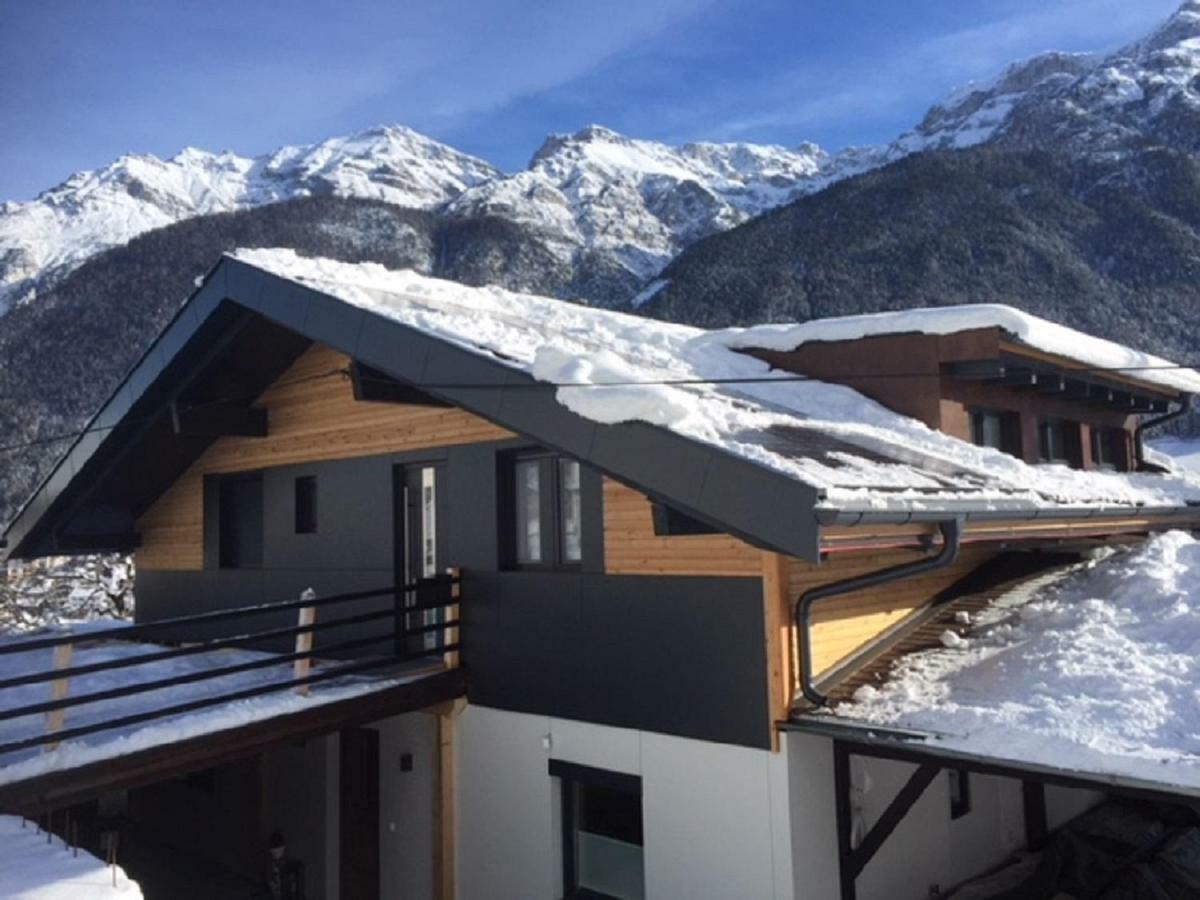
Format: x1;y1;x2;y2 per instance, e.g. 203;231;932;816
708;303;1200;395
835;532;1200;791
229;249;1200;514
0;815;141;898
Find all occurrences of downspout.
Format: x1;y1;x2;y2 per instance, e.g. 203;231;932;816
1135;394;1192;471
795;518;963;709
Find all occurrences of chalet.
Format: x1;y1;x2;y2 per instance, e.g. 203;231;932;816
2;248;1200;899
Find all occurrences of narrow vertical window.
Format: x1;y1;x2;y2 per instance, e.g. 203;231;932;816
421;467;438;576
515;459;543;564
294;476;318;534
559;459;582;563
949;770;971;819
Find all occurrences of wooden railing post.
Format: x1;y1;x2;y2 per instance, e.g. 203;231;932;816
294;588;317;695
45;642;74;751
445;568;460;670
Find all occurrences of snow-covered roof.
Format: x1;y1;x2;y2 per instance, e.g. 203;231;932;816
0;629;424;788
712;303;1200;395
825;531;1200;795
231;249;1200;516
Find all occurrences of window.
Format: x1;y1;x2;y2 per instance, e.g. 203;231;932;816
218;473;263;568
969;408;1021;457
294;476;318;534
551;761;644;900
1038;419;1083;468
505;453;585;568
948;770;971;820
1091;427;1128;471
651;503;719;537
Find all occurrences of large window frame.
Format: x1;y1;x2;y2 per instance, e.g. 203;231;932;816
215;472;264;569
550;760;645;900
1038;418;1084;468
502;451;585;570
968;407;1022;458
1090;426;1129;471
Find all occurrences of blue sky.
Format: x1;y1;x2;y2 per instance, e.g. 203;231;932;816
0;0;1181;202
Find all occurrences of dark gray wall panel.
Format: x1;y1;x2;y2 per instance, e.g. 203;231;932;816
461;572;770;749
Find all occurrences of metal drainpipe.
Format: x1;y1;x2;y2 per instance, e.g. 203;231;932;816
795;518;964;708
1134;394;1193;471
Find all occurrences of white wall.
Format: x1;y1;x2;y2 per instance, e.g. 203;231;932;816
455;704;794;900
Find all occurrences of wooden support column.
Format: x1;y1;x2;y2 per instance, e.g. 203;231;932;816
761;551;793;751
294;590;317;695
45;643;74;751
434;698;467;900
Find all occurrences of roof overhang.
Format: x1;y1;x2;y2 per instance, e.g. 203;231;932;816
2;256;827;562
784;715;1200;806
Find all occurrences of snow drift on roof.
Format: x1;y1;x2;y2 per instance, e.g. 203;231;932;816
228;249;1200;514
709;303;1200;395
832;531;1200;793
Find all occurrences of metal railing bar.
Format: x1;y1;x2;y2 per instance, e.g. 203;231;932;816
0;606;404;692
0;629;405;723
400;618;461;638
0;576;458;656
0;653;414;758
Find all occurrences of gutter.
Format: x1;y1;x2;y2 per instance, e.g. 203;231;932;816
1135;393;1193;471
796;518;963;708
815;502;1199;528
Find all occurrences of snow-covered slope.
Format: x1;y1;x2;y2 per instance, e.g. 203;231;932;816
889;1;1200;159
0;125;500;312
445;125;859;283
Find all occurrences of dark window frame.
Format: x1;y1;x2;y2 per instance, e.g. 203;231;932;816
968;407;1022;458
1038;418;1083;468
1090;426;1129;472
500;451;585;571
650;502;719;537
549;760;644;900
294;475;318;534
216;471;264;570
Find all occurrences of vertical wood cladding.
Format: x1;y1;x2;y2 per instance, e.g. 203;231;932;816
782;545;998;677
136;344;513;571
600;478;763;576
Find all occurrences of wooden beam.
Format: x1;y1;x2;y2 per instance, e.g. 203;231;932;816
170;400;268;438
0;668;465;815
434;698;467;900
761;551;793;752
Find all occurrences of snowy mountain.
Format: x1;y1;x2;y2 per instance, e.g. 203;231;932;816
0;125;500;313
444;125;860;284
889;0;1200;159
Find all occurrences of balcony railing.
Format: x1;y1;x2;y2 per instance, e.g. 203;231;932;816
0;570;462;760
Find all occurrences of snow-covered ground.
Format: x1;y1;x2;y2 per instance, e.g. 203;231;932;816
833;531;1200;792
1152;437;1200;474
0;815;141;898
231;249;1200;514
0;628;426;786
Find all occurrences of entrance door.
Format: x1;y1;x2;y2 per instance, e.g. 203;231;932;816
340;727;380;900
395;463;448;653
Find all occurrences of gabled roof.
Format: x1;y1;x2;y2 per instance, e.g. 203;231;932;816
5;250;1200;561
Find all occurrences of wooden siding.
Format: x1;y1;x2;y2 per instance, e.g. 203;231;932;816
782;545;997;677
601;478;763;576
136;344;513;571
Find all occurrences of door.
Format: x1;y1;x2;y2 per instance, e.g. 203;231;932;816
395;463;448;654
340;727;380;900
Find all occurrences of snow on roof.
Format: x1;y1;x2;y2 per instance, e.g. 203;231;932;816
710;303;1200;395
229;249;1200;514
829;531;1200;793
0;631;420;788
0;814;142;898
